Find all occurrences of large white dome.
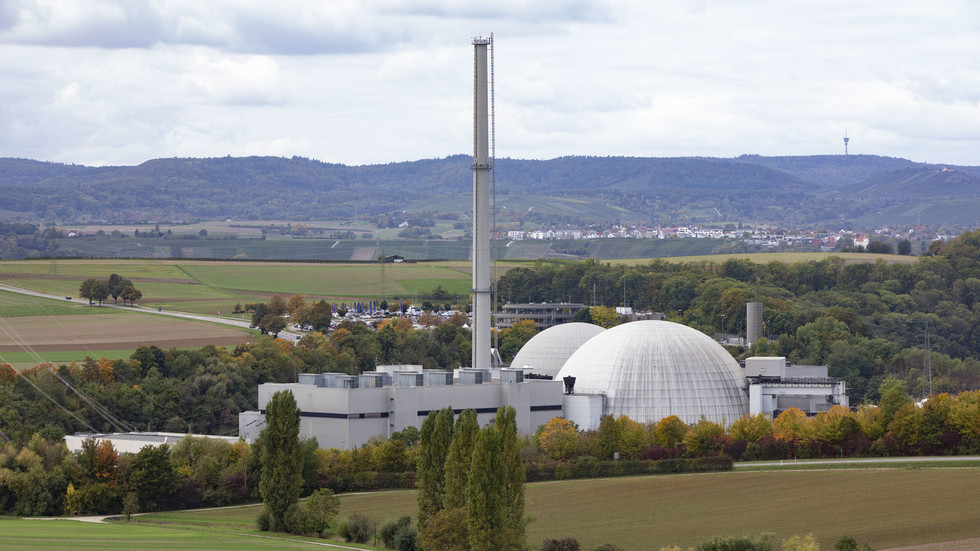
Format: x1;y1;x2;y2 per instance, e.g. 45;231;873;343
556;320;748;425
509;322;605;378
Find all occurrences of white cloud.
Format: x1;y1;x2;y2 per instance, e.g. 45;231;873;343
180;53;284;105
0;0;978;167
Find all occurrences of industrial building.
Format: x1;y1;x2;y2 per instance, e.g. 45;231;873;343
495;302;586;330
239;320;848;449
238;365;563;450
64;432;240;454
744;356;849;417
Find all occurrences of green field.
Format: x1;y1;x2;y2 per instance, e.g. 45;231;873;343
0;517;356;550
8;467;976;550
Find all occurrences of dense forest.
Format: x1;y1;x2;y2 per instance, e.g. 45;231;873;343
496;231;980;403
3;154;980;228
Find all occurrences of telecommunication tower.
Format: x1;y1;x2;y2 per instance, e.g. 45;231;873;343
843;130;850;155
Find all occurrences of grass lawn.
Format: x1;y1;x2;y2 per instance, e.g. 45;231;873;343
0;518;365;550
127;468;980;551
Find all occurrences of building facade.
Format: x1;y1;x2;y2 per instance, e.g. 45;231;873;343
496;302;586;330
240;366;564;450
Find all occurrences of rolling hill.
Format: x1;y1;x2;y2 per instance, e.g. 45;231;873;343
2;154;978;228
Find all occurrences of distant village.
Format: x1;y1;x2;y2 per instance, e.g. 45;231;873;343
502;224;959;251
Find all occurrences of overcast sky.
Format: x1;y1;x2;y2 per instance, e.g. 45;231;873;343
1;0;979;167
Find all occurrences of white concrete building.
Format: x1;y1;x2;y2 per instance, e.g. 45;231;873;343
64;432;240;454
239;368;564;450
744;356;848;417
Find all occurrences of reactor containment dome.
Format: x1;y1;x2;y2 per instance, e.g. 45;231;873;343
555;320;749;426
510;322;606;378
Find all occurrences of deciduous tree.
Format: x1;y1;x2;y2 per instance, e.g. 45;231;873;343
468;426;505;551
258;390;303;532
538;417;578;460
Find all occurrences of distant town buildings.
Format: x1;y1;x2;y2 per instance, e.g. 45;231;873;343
501;224;937;251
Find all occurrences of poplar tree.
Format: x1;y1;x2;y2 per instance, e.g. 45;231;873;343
259;390;303;532
467;426;505;551
495;406;527;551
443;408;479;510
416;406;454;528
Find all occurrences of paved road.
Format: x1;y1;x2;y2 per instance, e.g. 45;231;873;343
736;456;980;468
0;283;304;341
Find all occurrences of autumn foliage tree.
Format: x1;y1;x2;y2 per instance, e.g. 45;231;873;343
538;417;578;460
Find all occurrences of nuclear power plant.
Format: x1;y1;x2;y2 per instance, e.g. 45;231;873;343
237;37;849;450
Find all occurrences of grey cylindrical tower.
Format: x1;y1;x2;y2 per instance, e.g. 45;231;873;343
471;36;491;370
746;302;763;345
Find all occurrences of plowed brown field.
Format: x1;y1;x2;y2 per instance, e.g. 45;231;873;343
0;314;252;351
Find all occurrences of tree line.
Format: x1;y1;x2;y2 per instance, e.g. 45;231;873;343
79;273;142;306
496;231;980;403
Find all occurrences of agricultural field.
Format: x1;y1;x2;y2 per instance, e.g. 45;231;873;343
7;467;978;550
0;290;253;370
606;250;921;267
0;517;345;550
310;468;980;550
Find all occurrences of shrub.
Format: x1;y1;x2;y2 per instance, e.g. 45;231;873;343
300;488;340;537
691;455;734;472
573;456;600;478
122;492;140;521
256;506;271;531
339;513;375;543
541;537;581;551
380;516;413;548
693;532;775;551
393;524;418;551
554;461;574;480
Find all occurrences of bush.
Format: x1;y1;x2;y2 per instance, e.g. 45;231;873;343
380;516;413;548
256;506;271;531
393;524;418;551
541;537;581;551
693;533;776;551
339;513;375;543
300;488;341;537
573;456;600;478
592;545;624;551
554;461;574;480
691;455;734;472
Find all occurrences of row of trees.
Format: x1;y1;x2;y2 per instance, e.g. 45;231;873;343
531;390;980;469
249;294;332;336
78;273;142;306
416;406;526;551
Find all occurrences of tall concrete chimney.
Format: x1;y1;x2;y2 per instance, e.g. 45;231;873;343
746;302;763;345
471;36;492;371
